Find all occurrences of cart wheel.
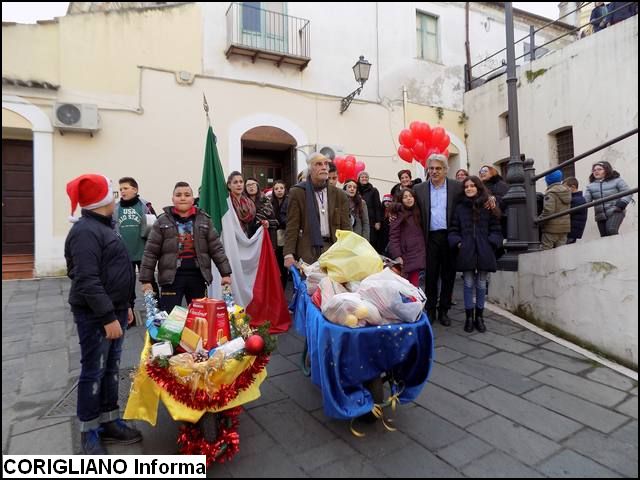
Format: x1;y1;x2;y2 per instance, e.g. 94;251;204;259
196;412;219;442
366;377;385;404
301;340;311;377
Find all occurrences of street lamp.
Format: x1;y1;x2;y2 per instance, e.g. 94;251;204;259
340;55;372;114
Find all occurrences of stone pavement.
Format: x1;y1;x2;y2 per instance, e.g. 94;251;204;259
2;277;637;478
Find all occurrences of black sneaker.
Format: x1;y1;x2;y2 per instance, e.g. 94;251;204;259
81;429;107;454
100;419;142;445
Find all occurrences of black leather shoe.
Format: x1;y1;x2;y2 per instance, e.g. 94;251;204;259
438;310;451;326
474;307;486;333
100;419;142;445
464;309;474;332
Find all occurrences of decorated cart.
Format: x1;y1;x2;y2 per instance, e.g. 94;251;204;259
124;291;274;465
289;231;435;434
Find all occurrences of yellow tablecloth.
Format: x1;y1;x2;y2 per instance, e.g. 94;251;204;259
124;334;267;426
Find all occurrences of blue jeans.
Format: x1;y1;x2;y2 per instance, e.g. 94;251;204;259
74;309;128;432
463;271;488;310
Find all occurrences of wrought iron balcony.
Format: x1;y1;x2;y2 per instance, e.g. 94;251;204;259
225;3;310;70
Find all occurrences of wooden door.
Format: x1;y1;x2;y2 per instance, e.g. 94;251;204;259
2;140;34;255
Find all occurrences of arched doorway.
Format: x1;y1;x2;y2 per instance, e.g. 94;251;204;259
241;126;296;189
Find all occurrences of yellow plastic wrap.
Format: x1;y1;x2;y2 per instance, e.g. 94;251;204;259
318;230;383;283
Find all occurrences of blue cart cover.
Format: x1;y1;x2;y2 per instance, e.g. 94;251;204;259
289;267;434;420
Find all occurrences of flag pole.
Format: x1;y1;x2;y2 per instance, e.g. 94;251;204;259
203;93;211;126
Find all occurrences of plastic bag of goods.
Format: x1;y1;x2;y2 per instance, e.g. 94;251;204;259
321;292;382;328
318;230;383;283
358;268;426;323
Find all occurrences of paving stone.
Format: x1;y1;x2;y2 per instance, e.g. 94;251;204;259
373;440;462;477
436;333;497;358
541;341;592;360
270;370;324;412
29;321;68;351
428;363;488;396
480;351;545;376
391;405;467;450
631;386;637;396
508;330;549;346
315;409;414;459
564;428;638;477
249;399;334;455
20;352;69;395
532;368;628;407
415;383;492;428
243;380;288;410
471;318;523;336
615;396;638;419
586;368;637;392
292;438;357;473
468;386;582;441
523;349;592;374
523;386;629;434
11;416;71;436
8;421;73;454
537;449;622;477
447;357;540;395
2;340;29;361
229;445;309;478
434;346;466;364
467;414;562;466
461;450;544;478
236;411;264;439
308;454;384;478
610;420;638;447
276;333;305;356
467;331;534;354
266;353;301;377
436;435;494;469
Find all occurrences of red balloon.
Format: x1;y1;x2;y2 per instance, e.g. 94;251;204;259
425;146;440;163
417;122;432;144
431;127;446;149
345;155;356;164
443;149;450;158
398;146;414;163
355;160;366;174
334;156;345;170
398;129;416;148
437;134;450;152
417;156;427;168
409;121;422;135
412;140;427;161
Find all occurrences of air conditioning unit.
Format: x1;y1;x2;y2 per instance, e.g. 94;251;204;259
53;103;101;132
315;144;344;160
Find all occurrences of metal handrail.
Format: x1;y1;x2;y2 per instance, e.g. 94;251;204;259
535;188;638;224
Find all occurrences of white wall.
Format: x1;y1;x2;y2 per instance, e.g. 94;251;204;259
489;231;639;368
201;2;571;111
464;16;638;240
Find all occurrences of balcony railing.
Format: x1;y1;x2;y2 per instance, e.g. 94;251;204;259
225;3;310;70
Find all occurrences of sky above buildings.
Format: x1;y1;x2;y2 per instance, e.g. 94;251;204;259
3;2;559;24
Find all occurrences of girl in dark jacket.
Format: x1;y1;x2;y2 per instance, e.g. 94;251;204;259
270;180;289;288
449;176;503;333
388;188;426;287
245;177;278;243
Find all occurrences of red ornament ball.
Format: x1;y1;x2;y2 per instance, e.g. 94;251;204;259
244;335;265;355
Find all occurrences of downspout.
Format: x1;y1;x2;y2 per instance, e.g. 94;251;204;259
376;2;381;102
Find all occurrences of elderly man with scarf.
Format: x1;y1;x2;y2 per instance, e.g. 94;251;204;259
284;153;351;268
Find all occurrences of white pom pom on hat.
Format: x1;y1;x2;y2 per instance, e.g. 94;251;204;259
66;174;113;222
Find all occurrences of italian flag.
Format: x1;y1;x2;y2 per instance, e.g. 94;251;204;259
200;126;291;333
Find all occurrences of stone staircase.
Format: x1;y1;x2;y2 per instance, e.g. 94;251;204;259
2;254;35;280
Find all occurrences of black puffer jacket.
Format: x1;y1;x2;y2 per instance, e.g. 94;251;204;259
139;207;231;286
448;197;503;272
65;209;135;325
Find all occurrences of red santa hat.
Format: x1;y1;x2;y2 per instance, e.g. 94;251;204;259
66;174;113;222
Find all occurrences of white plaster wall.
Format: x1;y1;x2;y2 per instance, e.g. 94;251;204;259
464;16;638;241
201;2;570;111
490;231;639;367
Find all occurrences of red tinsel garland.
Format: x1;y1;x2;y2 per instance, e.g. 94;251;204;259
146;354;269;411
177;407;242;465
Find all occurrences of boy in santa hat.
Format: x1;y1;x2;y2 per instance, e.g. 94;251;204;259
64;173;142;454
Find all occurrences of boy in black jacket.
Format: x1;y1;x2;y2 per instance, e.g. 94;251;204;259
65;174;142;454
563;177;588;244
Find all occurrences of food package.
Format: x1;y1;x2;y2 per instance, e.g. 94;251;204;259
156;306;188;346
186;298;230;350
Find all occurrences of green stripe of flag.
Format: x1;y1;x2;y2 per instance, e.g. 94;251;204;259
199;126;229;233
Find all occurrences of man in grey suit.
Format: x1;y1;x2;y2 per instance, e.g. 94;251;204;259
414;154;463;326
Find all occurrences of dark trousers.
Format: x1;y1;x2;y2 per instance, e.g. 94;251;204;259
75;309;128;430
159;273;206;312
597;211;625;237
425;230;455;312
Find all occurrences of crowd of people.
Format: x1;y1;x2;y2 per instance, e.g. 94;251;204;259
64;151;633;454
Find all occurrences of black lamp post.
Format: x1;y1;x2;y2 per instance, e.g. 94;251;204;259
340;55;372;114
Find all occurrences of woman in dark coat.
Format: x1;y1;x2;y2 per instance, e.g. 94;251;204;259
449;176;503;333
357;172;383;252
270;180;289;288
388;188;425;287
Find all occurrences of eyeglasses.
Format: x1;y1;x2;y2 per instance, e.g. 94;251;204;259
429;166;444;171
246;183;259;188
479;168;489;174
592;167;604;171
